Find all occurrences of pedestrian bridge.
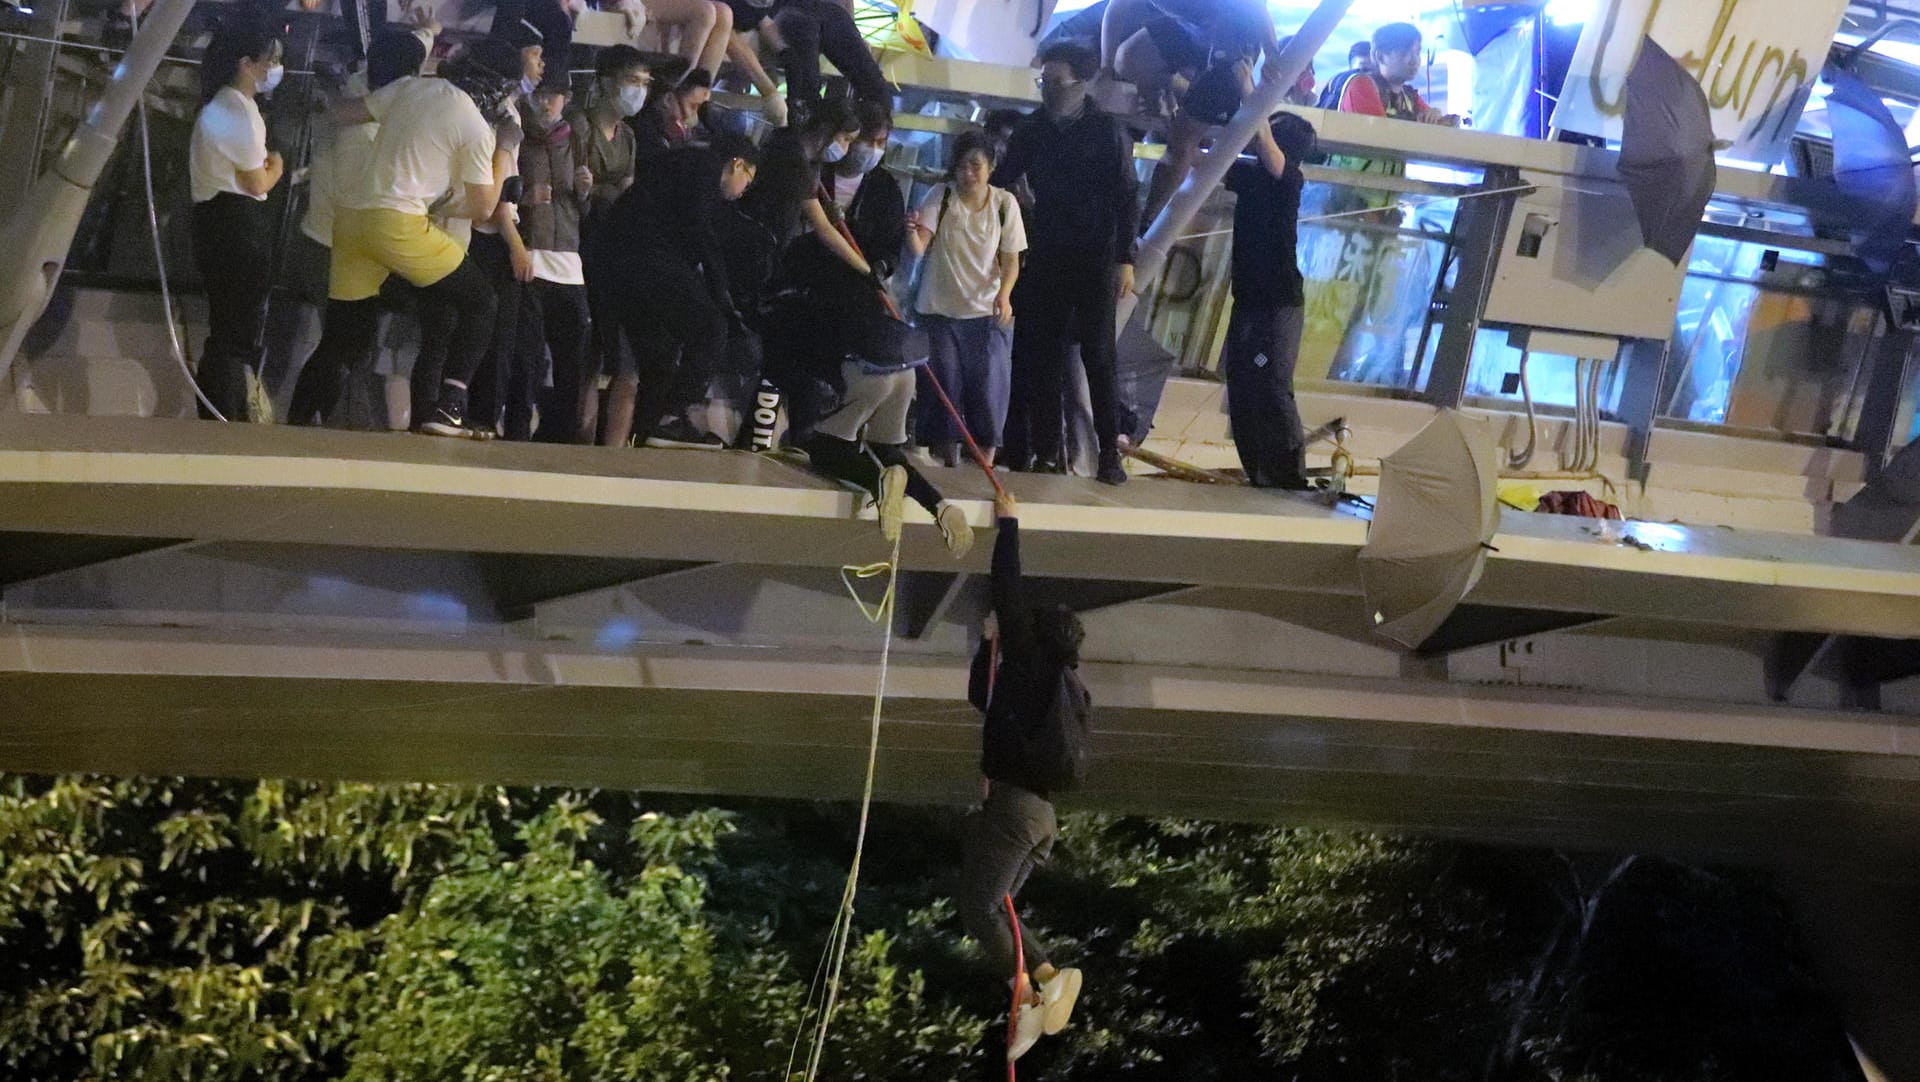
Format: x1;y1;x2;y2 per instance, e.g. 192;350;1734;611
3;413;1919;872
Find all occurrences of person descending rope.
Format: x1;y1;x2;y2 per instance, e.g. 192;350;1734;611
962;490;1088;1062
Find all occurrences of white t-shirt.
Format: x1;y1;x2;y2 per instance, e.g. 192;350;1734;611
189;86;269;203
302;119;378;245
531;250;585;285
342;77;496;217
914;184;1027;320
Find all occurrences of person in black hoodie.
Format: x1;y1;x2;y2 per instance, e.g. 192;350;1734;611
962;491;1087;1062
600;133;759;448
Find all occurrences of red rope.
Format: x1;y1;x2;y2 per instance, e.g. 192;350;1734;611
1004;892;1026;1080
815;184;1009;499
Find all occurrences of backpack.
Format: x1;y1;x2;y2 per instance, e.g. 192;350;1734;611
1022;667;1092;794
1315;68;1360;112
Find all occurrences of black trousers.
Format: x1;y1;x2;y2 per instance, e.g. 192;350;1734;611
615;248;728;440
516;278;591;443
463;231;526;437
1222;301;1307;487
1010;250;1120;466
190;193;274;421
312;253;498;428
803;433;942;515
776;0;892;107
958;782;1054;978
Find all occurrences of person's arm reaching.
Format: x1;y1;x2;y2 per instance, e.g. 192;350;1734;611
991;491;1036;659
805;197;874;278
1112;120;1139;299
1250;113;1288;178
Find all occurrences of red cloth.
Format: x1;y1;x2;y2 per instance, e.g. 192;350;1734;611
1535;490;1623;520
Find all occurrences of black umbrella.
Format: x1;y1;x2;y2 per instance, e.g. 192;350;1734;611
1824;63;1917;274
1617;38;1716;265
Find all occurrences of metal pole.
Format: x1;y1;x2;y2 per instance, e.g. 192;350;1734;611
0;0;198;376
1124;0;1353;326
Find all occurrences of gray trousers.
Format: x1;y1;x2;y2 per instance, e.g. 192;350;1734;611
959;782;1056;978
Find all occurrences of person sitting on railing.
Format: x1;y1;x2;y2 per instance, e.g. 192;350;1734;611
187;13;285;422
962;490;1086;1063
721;0;891;127
1140;30;1314;227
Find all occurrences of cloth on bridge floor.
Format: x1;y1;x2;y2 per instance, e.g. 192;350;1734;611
1535;490;1622;520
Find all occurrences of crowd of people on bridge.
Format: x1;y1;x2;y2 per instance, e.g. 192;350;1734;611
184;0;1461;520
180;0;1466;1061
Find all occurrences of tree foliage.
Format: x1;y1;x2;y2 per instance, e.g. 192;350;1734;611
0;776;1864;1081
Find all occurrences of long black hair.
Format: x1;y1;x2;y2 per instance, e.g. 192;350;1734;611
199;16;279;104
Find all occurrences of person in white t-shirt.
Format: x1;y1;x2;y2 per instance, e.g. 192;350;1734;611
314;38;521;438
286;29;430;427
906;130;1027;466
187;17;285;421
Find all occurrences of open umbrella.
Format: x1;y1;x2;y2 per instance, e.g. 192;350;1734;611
1357;410;1501;650
1824;64;1917;274
1617;37;1716;265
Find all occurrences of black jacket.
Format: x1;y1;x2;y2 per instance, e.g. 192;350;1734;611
992;104;1139;263
968;517;1092;798
839;167;907;280
608;145;735;313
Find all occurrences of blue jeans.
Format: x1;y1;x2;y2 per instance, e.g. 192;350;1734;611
917;313;1013;451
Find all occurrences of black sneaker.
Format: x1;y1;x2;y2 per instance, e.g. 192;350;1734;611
1097;450;1128;486
418;399;469;438
644;418;727;450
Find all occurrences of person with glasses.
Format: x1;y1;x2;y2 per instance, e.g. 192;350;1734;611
992;41;1139;486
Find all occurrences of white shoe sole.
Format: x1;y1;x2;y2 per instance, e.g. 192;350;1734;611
877;466;907;544
643;436;726;450
418;419;469;438
1008;998;1046;1062
1040;968;1082;1035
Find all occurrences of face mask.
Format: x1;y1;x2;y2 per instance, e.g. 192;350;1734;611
617;83;648;117
519;75;538;98
846;142;882;175
260;63;285;93
1040;83;1085;117
822;140;848;164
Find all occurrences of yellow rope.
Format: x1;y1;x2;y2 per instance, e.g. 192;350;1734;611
793;535;903;1081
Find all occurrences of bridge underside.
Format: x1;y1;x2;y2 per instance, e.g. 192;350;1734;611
4;413;1920;872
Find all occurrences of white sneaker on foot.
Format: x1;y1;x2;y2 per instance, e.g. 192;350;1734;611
876;465;908;544
1008;991;1046;1062
936;503;973;560
1039;967;1082;1035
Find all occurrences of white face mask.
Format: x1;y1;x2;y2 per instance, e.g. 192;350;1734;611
519;75;538;98
617;83;648;117
822;139;848;164
260;63;285;93
846;142;883;175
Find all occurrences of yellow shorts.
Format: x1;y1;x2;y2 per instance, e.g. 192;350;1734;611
328;207;467;301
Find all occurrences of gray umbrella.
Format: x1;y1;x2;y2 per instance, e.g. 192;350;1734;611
1617;37;1717;265
1357;410;1501;650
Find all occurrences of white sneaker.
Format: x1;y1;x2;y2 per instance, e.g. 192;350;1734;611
1038;968;1082;1035
876;465;908;544
936;503;973;560
1008;991;1046;1062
